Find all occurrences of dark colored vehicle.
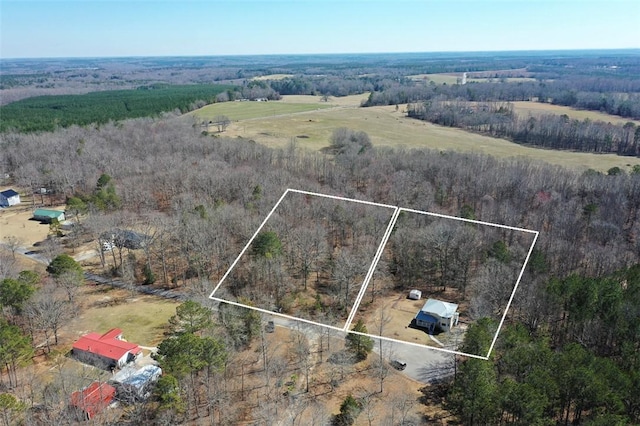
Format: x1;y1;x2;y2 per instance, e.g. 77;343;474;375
265;320;275;333
390;359;407;370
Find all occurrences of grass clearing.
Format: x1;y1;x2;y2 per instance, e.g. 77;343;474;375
66;289;179;347
190;100;332;122
511;101;640;126
219;103;640;172
251;74;294;81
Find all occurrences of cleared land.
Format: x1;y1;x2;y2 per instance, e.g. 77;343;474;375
65;287;179;347
190;99;333;122
408;74;537;84
252;74;294;81
207;96;640;172
511;101;640;126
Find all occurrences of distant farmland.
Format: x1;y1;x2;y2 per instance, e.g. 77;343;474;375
511;101;640;126
197;95;640;173
190;99;332;122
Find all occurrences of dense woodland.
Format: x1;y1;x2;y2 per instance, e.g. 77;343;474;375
1;51;640;424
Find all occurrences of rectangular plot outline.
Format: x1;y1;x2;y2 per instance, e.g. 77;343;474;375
348;207;539;360
209;188;398;332
210;189;539;360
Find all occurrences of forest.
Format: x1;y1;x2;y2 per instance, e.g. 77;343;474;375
1;110;639;423
1;51;640;424
0;84;235;132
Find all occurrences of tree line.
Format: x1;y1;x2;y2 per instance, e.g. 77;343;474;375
0;84;235;132
408;99;640;156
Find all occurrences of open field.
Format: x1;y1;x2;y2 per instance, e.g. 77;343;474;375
511;101;640;125
190;99;333;122
65;287;179;347
252;74;295;81
409;74;537;84
212;98;640;172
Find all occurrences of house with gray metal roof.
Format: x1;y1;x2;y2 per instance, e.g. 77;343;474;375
414;298;459;333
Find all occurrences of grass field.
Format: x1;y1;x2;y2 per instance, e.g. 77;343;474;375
190;100;333;122
189;94;640;172
252;74;294;81
409;74;537;84
66;289;179;347
511;101;640;126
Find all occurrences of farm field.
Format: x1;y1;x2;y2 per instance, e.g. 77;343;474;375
205;95;640;172
408;73;537;84
252;73;294;81
511;101;640;126
190;99;333;122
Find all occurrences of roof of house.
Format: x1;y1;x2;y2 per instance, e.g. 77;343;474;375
0;189;19;198
73;328;141;362
33;208;65;218
120;365;162;390
420;299;459;319
70;381;116;419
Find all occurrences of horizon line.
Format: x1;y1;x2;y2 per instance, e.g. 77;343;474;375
2;47;639;61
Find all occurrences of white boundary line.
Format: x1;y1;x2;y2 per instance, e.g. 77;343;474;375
287;188;397;210
485;230;539;358
399;207;538;234
210;296;346;332
348;330;489;360
209;188;540;360
343;206;400;330
209;188;291;297
209;187;396;328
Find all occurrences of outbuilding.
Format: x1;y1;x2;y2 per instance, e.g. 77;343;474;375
414;298;459;333
113;365;162;401
408;289;422;300
0;189;20;207
33;208;65;223
69;381;116;420
72;328;141;370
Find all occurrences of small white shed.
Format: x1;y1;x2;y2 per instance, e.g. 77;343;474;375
409;289;422;300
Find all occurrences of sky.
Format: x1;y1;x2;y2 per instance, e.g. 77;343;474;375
0;0;639;59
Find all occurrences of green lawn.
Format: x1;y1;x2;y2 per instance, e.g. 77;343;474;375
190;100;333;122
67;293;179;347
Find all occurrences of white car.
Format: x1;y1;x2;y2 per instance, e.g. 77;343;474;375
102;241;114;251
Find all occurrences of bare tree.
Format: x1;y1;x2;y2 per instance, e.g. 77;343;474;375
24;283;73;353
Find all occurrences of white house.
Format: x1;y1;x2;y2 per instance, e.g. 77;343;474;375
414;298;459;333
0;189;20;207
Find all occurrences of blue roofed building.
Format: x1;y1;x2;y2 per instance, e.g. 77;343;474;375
414;298;459;334
0;189;20;207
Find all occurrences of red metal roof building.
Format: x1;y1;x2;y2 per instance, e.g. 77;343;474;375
72;328;141;369
69;381;116;420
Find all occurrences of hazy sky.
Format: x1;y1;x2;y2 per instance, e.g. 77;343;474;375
1;0;638;58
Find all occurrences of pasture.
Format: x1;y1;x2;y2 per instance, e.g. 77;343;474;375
190;99;332;122
511;101;640;126
213;97;640;172
251;74;294;81
409;74;538;85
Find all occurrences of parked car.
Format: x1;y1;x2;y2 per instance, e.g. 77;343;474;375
265;320;275;333
390;359;407;370
102;242;114;251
